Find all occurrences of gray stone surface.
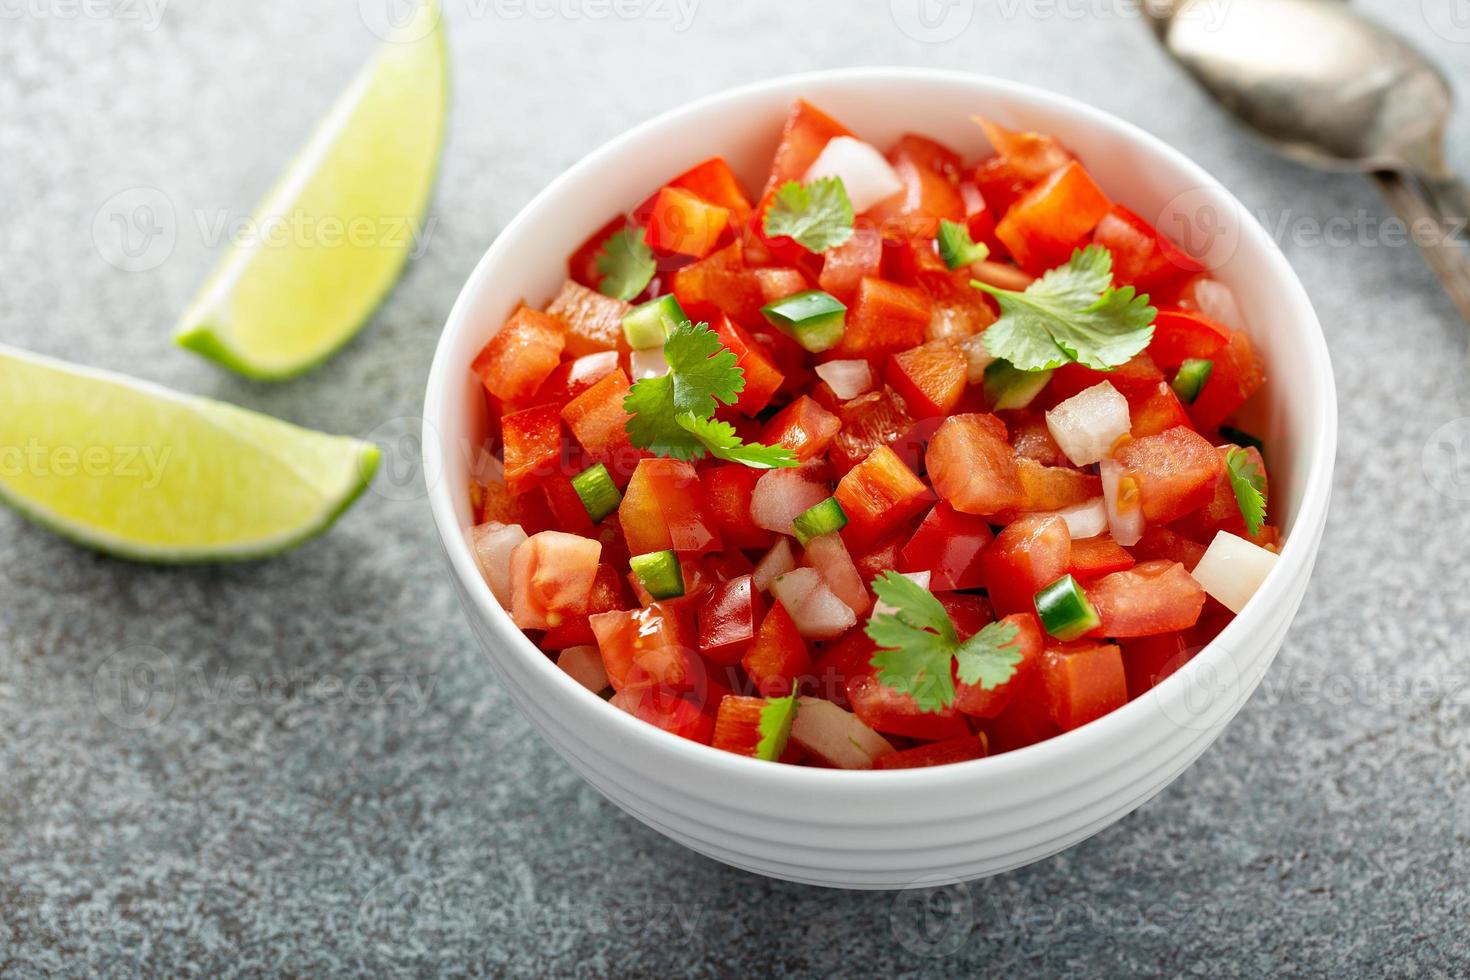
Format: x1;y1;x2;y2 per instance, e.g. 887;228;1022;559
2;0;1469;975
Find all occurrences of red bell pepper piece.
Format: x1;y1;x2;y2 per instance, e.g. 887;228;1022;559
1068;536;1136;579
884;342;968;419
1126;380;1194;438
996;161;1113;274
701;463;776;550
760;395;841;461
669;156;752;223
699;574;765;667
1040;642;1127;731
711;695;766;756
545;279;630;357
1147;309;1232;371
642;185;731;260
529;350;619;411
1121;632;1193;699
560;369;638;476
711;314;784;415
567;214;628;289
873;735;988;769
1188;329;1265;431
669;240;767;328
501;404;564;494
834;445;932;550
1093;205;1203;295
830;277;931;359
470;306;566;405
617;458;723;556
742;602;812;699
765;98;853;193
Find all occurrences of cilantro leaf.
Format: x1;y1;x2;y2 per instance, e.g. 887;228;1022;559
623;320;744;459
676;414;799;469
937;218;990;269
976;246;1157;371
762;177;854;253
1225;446;1267;536
595;227;655;301
954;620;1022;690
755;683;800;761
865;571;960;713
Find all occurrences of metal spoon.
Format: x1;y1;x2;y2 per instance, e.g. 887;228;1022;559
1149;0;1470;325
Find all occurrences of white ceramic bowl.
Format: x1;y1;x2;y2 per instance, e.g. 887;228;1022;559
424;68;1337;889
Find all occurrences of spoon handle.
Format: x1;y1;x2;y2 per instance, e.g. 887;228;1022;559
1418;173;1470;240
1370;171;1470;330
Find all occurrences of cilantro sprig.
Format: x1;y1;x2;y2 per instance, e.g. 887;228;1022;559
976;245;1156;371
623;320;798;468
755;683;800;761
762;177;854;253
865;571;1023;713
595;227;655;301
1224;446;1267;536
937;219;990;270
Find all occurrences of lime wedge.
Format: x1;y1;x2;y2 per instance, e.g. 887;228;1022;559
0;345;381;562
174;1;449;380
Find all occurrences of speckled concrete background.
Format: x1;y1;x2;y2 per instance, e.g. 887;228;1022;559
2;1;1469;976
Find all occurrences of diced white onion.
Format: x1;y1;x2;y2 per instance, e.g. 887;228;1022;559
770;568;856;640
803;533;870;616
1191;278;1246;332
629;346;669;381
1051;497;1108;539
751;470;831;534
815;359;873;400
802;136;904;213
960;334;995;384
1190;531;1278;613
1100;459;1144;547
753;538;797;593
1046;382;1131;466
469;521;526;608
873;570;930;619
556;645;609;693
790;697;895;769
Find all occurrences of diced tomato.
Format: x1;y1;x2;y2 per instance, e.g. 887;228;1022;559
1092;205;1203;294
765;98;853;193
711;695;767;756
590;601;698;693
971;155;1034;219
1147;309;1231;371
1126;380;1194;438
671;240;767;327
898;502;993;590
711;314;784;415
1087;560;1204;637
540;474;597;535
1046;352;1165;406
669;156;752;223
980;669;1060;753
501;404;564;494
1016;458;1101;512
845;673;971;741
568;214;628;290
1188;329;1265;431
628;553;716;607
699;574;765;666
981;514;1071;617
478;477;557;534
754;266;811;303
830;277;931;360
611;685;713;744
873;735;988;769
701;463;776;550
1041;642;1127;731
742;602;812;698
959;180;1006;256
1113;426;1223;523
926;413;1023;516
937;593;994;637
953;613;1044;719
545;279;629;357
1121;632;1193;699
885;342;967;418
509;530;602;630
1132;525;1207;572
642;185;730;260
530;350;619;410
560;369;637;475
818;226;883;301
1068;536;1136;579
996;161;1112;274
1004;410;1069;467
541;562;632;649
834;445;932;549
809;627;875;707
470;307;566;404
866;138;965;238
829;386;915;476
618;458;723;556
1174;445;1272;545
976;118;1073;182
761;396;841;461
852;532;905;587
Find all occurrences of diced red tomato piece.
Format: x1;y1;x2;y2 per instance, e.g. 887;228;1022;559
765;98;853;192
711;695;766;756
671;240;766;327
477;478;556;534
711;314;784;415
643;185;730;259
873;735;988;769
1016;458;1101;513
809;627;876;707
611;686;713;744
1041;642;1127;731
971;155;1034;219
1087;560;1205;637
742;602;812;698
470;307;566;404
1174;445;1272;545
980;669;1060;753
937;593;994;636
1147;309;1231;371
560;370;637;474
898;502;993;591
509;530;602;630
702;463;776;550
866;138;965;238
568;214;628;290
926;413;1023;516
1092;205;1203;294
669;156;752;223
953;613;1044;719
981;514;1071;617
754;266;810;303
818;226;882;302
1132;525;1208;572
761;396;841;461
1126;380;1194;438
834;445;932;550
829;386;915;476
1121;632;1193;699
852;532;905;587
976;118;1073;182
1068;536;1136;579
590;601;698;693
1113;426;1223;523
501;404;564;494
845;673;971;741
894;134;965;181
996;161;1112;274
530;350;619;410
1188;329;1265;431
830;277;931;360
885;342;967;418
541;562;631;650
618;458;723;556
1046;352;1165;405
699;575;765;666
545;279;629;357
540;474;596;535
1004;410;1069;467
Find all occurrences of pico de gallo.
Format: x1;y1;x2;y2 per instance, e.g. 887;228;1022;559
465;100;1281;770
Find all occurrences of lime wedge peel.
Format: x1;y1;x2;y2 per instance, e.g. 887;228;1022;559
0;344;381;562
174;1;449;381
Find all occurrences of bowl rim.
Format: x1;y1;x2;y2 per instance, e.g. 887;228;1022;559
424;65;1338;788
